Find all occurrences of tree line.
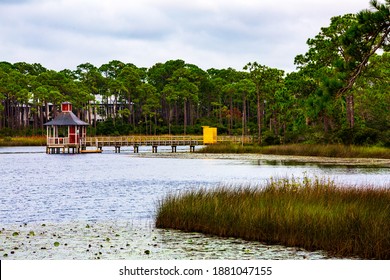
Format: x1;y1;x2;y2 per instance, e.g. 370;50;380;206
1;0;389;146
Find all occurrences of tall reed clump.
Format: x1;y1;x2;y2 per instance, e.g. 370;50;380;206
156;177;390;259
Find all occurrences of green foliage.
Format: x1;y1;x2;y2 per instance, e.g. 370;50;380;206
96;118;132;136
336;127;381;145
295;0;389;133
0;1;388;144
262;131;280;146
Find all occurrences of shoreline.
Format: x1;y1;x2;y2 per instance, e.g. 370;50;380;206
1;145;389;167
1;140;389;166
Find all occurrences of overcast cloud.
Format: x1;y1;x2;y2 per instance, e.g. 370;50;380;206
0;0;373;72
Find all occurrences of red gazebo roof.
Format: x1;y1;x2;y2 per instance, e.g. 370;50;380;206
44;111;89;126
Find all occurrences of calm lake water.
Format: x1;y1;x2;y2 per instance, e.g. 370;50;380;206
1;146;389;225
0;146;389;259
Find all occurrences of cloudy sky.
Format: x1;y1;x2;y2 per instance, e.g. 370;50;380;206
0;0;373;72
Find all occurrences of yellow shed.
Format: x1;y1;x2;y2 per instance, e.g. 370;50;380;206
202;126;217;144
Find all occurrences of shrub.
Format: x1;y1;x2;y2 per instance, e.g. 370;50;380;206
262;131;280;145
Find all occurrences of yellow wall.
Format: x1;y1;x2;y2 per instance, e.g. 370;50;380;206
202;126;217;144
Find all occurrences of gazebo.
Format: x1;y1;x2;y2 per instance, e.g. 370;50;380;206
44;102;89;154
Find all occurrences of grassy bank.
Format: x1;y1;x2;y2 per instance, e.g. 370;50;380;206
198;143;390;159
156;177;390;259
0;136;46;146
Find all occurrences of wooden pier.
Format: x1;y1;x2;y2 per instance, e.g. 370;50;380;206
45;134;254;154
44;103;253;155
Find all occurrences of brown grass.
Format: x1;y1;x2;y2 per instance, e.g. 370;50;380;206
0;136;46;146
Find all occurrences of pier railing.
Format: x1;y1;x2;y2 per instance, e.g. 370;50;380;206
85;135;204;147
84;135;253;147
47;137;69;146
46;135;254;154
218;135;253;144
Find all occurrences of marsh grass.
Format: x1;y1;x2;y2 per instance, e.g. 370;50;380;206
0;136;46;146
199;143;390;159
156;177;390;259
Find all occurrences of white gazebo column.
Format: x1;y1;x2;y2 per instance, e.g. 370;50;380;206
46;126;50;153
53;126;57;144
68;126;70;143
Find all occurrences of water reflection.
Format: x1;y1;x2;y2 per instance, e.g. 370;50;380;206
255;158;389;171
